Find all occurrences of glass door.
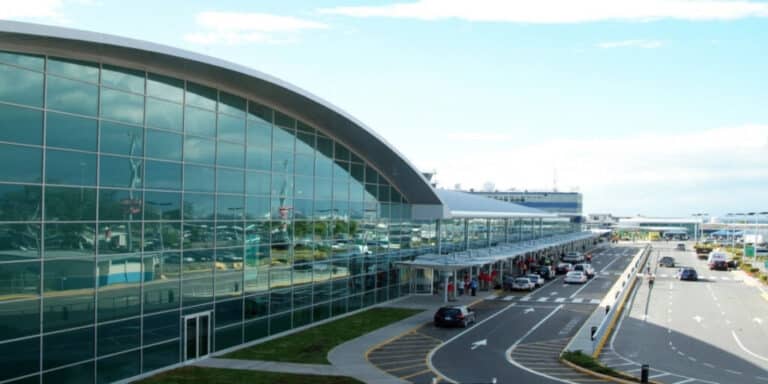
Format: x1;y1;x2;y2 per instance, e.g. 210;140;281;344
184;312;211;361
413;268;433;294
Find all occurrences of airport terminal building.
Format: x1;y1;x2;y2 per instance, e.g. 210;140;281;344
0;22;596;384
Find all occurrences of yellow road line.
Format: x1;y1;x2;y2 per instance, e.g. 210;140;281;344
384;362;429;373
399;368;434;380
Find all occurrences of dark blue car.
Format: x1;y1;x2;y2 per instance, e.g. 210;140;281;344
677;267;698;281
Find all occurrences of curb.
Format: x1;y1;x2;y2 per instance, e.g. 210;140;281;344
559;357;662;384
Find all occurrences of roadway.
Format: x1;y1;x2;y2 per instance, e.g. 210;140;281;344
426;245;639;384
604;241;768;384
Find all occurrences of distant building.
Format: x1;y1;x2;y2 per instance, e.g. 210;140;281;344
585;213;619;230
468;190;583;218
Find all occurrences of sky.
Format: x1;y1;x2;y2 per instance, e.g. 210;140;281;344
2;0;767;218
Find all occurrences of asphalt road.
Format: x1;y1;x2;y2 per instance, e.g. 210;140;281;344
429;245;640;384
606;241;768;384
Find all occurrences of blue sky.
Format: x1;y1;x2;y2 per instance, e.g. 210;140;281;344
3;0;767;218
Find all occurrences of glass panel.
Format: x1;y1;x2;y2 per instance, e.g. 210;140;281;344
199;315;210;356
0;297;39;341
44;361;94;384
183;193;214;220
96;350;140;384
0;50;44;70
186;82;217;110
142;223;182;252
43;327;94;369
296;131;314;154
100;120;143;157
218;114;245;142
0;64;43;107
101;88;144;125
247;101;272;122
97;317;140;356
247;119;271;149
46;112;97;151
0;144;41;183
0;337;40;382
0;224;41;261
145;160;181;190
147;73;184;103
217;141;245;168
183;223;215;249
0;103;42;145
245;196;270;220
44;187;97;221
146;97;183;131
43;223;96;258
183;165;215;192
146;129;182;161
246;171;270;196
97;223;141;255
215;298;243;326
143;310;180;345
217;195;244;220
100;155;143;189
217;168;244;194
182;277;213;307
45;149;97;186
143;191;181;220
272;126;294;152
184;136;215;164
102;64;145;93
46;76;99;116
246;147;271;171
214;324;241;352
272;151;293;174
48;57;99;82
98;189;139;221
269;312;291;335
0;184;41;221
185;106;216;137
219;92;246;117
295;154;314;176
142;279;180;314
142;340;180;372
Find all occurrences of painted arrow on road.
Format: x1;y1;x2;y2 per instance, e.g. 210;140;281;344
693;315;703;323
470;339;487;350
524;307;535;314
754;318;763;325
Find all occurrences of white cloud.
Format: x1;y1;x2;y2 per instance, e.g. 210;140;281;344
0;0;64;21
319;0;768;23
184;11;328;45
598;39;663;48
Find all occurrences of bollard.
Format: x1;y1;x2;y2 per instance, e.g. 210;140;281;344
640;364;649;383
590;326;598;340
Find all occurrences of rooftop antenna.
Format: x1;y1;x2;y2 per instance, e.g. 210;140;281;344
553;168;558;192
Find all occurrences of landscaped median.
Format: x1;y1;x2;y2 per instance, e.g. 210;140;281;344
560;351;656;384
136;307;422;383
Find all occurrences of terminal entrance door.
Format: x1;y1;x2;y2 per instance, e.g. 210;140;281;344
184;312;211;361
412;268;434;294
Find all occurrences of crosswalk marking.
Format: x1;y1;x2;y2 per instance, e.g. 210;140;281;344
537;297;548;302
555;298;566;303
590;299;601;304
572;298;584;303
520;296;532;302
502;295;515;301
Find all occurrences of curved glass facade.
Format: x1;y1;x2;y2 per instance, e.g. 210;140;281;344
0;49;423;383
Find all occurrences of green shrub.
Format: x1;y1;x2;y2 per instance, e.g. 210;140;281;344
750;267;761;274
759;274;768;283
741;263;754;272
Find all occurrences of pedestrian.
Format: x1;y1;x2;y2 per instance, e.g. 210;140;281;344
447;281;455;299
648;273;655;288
471;278;478;296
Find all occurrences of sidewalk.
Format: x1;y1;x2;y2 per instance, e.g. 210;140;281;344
195;293;484;383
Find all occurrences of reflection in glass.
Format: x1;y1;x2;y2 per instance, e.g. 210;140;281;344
245;196;270;220
98;255;141;321
44;186;97;221
217;141;245;168
0;144;41;183
246;171;270;195
143;223;182;252
147;97;183;131
45;149;96;186
42;258;95;331
183;193;214;220
47;57;99;82
100;120;144;156
185;82;217;110
0;64;43;107
0;103;42;145
46;112;97;151
44;223;95;258
144;191;181;220
101;88;144;125
184;165;215;192
219;92;246;117
145;160;181;190
102;64;145;93
43;326;94;369
0;299;39;344
46;75;98;116
97;223;141;255
182;222;215;249
0;184;41;221
148;73;184;103
146;129;182;161
184;136;215;164
246;146;271;171
217;195;244;220
0;224;41;261
100;155;143;189
218;114;245;142
184;107;216;137
98;189;141;221
97;349;140;384
217;168;244;194
0;50;44;70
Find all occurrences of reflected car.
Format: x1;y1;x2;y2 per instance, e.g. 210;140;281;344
434;305;476;328
659;256;675;268
526;274;544;287
564;271;588;284
677;267;698;281
555;262;572;274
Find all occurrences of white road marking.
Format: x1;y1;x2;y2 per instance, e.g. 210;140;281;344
725;369;742;375
756;375;768;381
524;307;535;314
537;297;548;302
732;330;768;363
520;296;532;302
754;317;763;325
550;292;558;296
554;298;566;303
470;339;487;350
572;298;584;303
502;296;515;301
671;379;696;384
568;277;598;299
702;363;715;368
650;373;670;378
485;294;498;300
688;356;697;362
505;305;571;384
589;299;601;304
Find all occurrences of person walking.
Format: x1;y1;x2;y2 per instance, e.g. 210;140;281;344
470;277;478;296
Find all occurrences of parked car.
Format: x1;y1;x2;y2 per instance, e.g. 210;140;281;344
434;305;476;328
526;274;544;287
677;267;698;281
659;256;675;268
676;243;686;251
555;262;573;274
511;277;535;291
537;265;555;280
572;263;595;279
564;271;588;284
562;251;584;263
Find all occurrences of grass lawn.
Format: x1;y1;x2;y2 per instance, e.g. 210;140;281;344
136;366;364;384
223;307;422;364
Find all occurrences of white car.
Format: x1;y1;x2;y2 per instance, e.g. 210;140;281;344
564;271;588;284
511;277;535;291
572;263;595;279
526;274;544;287
563;251;584;263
